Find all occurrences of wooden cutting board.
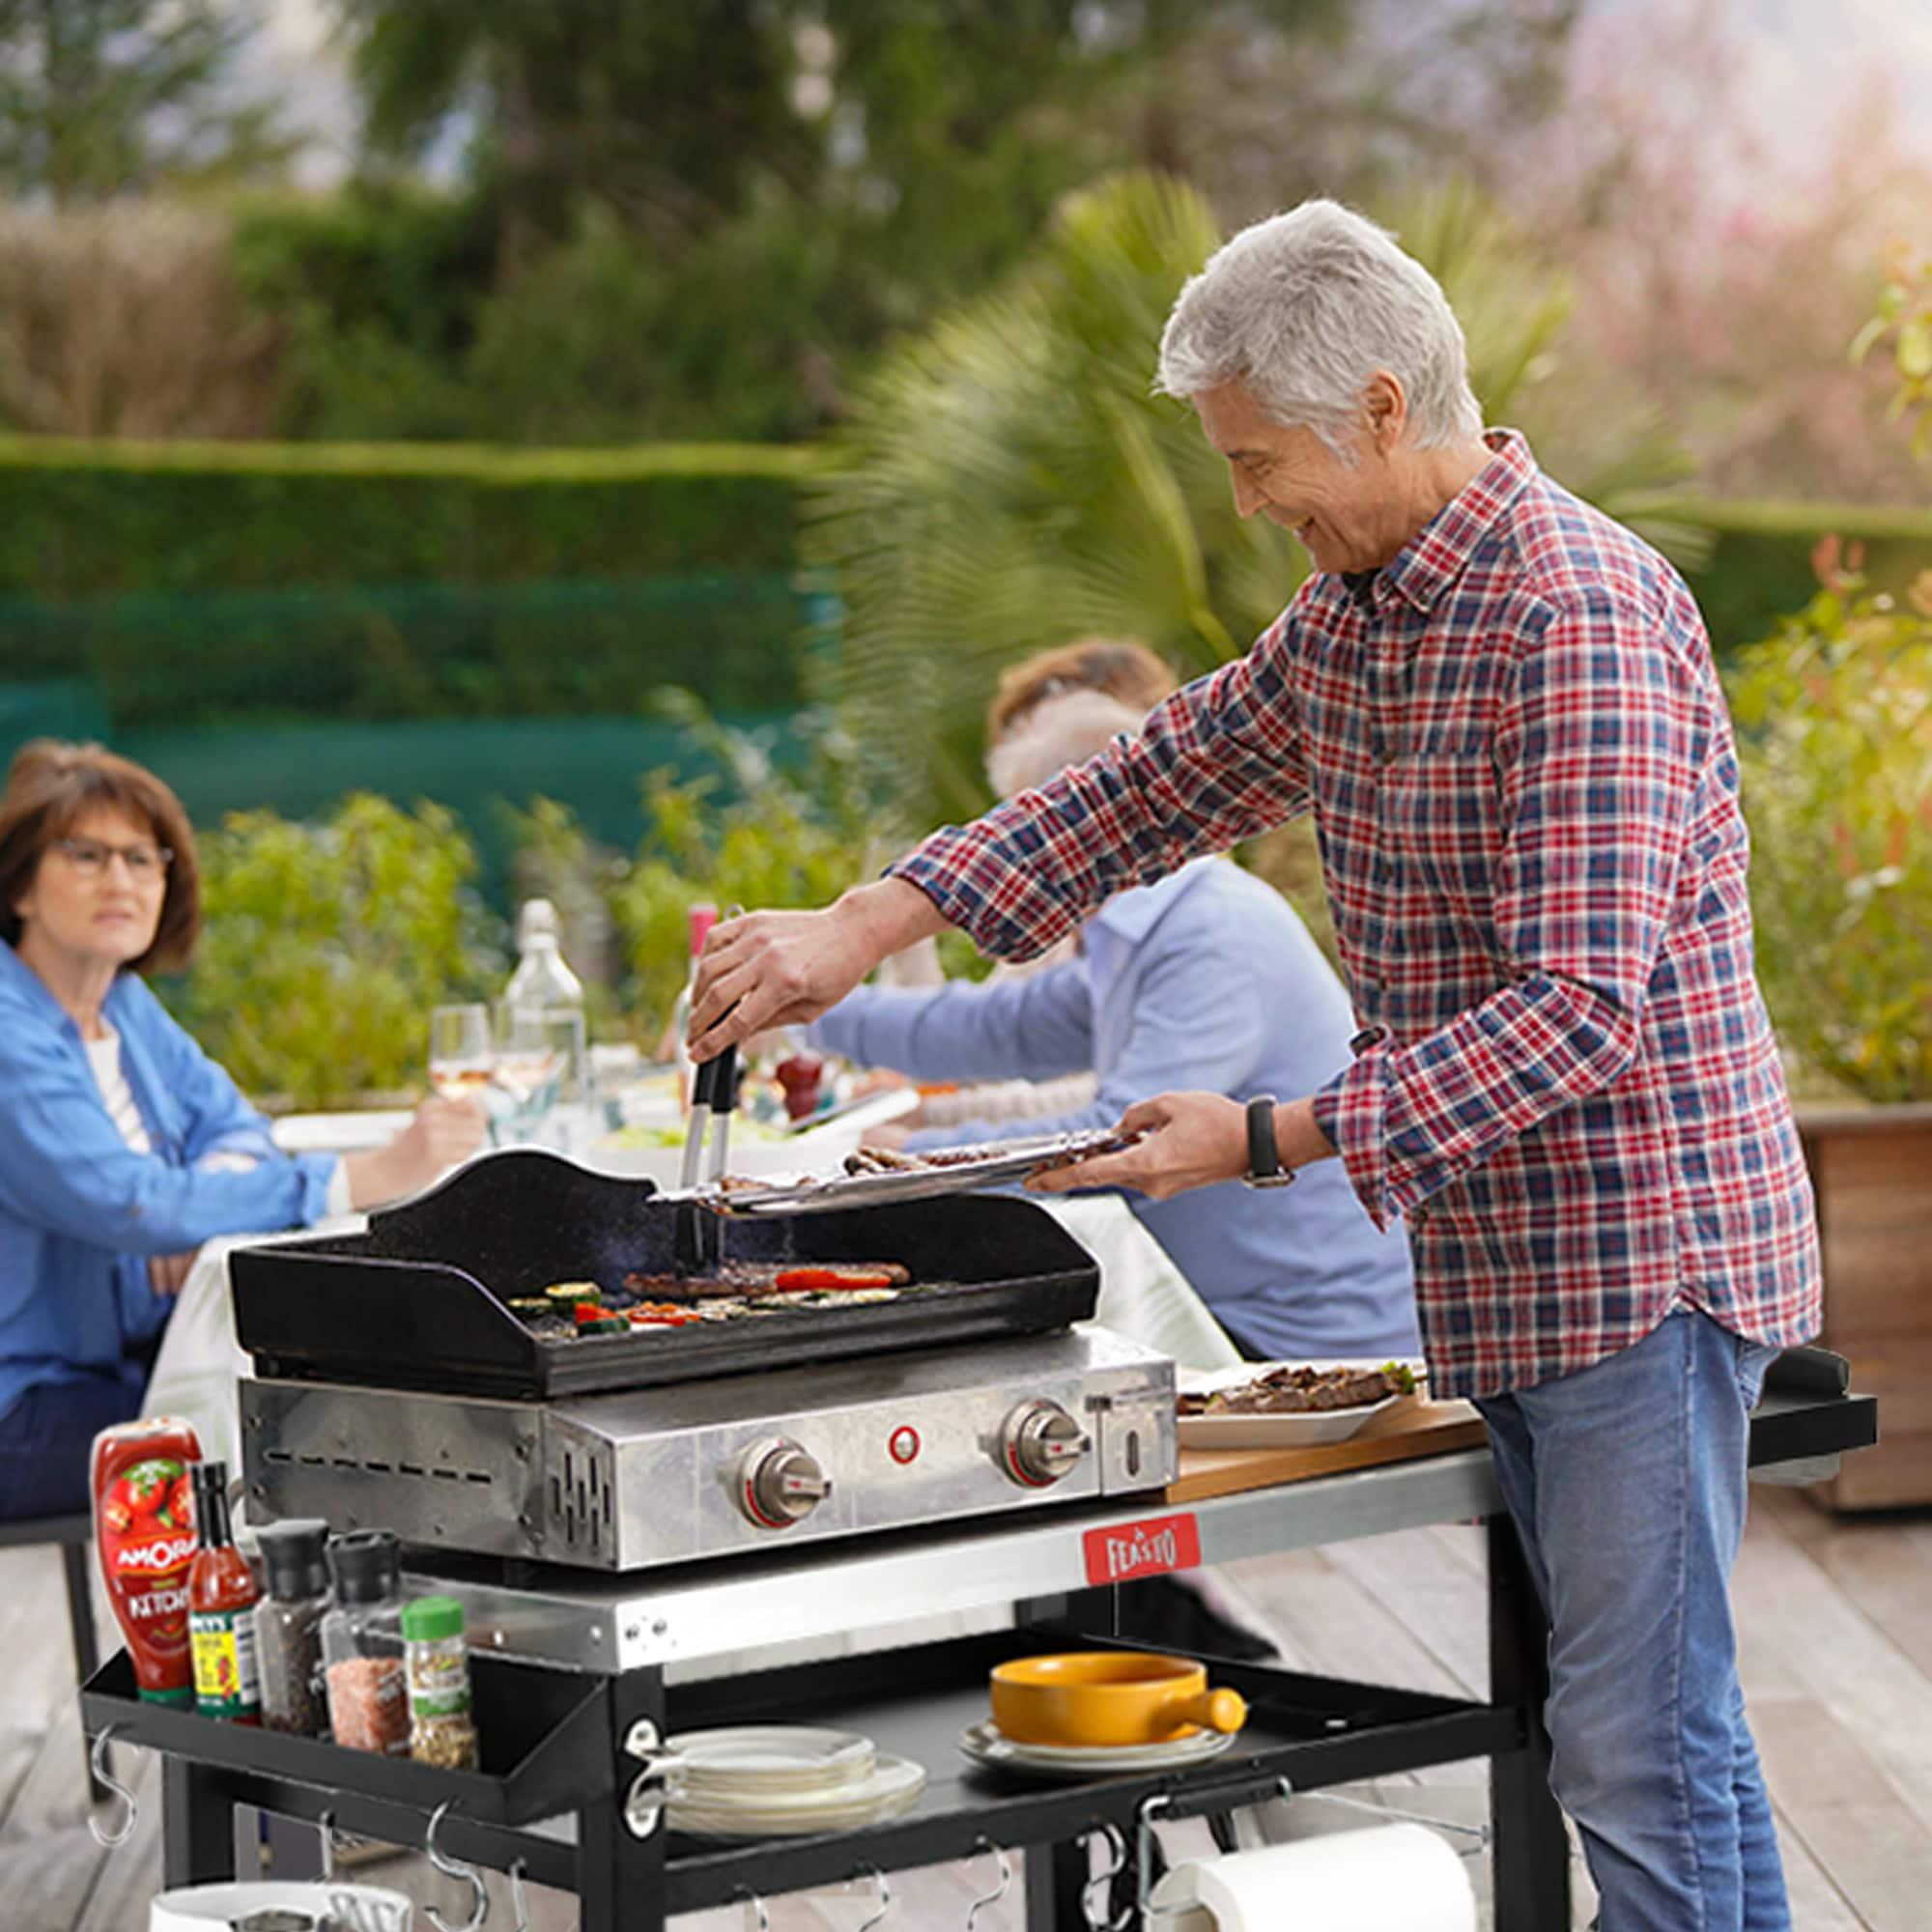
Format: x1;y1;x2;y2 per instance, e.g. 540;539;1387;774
1162;1395;1488;1504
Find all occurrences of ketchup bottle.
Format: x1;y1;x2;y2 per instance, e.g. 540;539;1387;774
187;1461;262;1724
91;1417;204;1706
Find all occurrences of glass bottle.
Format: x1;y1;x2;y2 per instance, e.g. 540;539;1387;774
403;1594;480;1771
187;1460;262;1725
501;896;587;1107
254;1519;331;1736
321;1530;409;1756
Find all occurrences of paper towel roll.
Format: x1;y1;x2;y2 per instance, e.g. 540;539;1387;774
1148;1822;1477;1931
149;1879;412;1932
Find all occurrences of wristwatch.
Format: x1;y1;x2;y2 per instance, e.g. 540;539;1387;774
1242;1094;1295;1189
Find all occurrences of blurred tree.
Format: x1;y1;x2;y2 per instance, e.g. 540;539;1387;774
334;0;812;265
805;170;1696;834
0;0;290;204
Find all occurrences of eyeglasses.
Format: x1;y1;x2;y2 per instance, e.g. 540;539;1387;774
48;837;173;882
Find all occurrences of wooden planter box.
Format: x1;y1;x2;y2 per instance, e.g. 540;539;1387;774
1797;1103;1932;1511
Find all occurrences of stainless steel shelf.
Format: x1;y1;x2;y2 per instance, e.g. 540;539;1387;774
406;1445;1506;1673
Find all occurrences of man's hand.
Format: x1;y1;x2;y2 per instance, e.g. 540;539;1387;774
147;1248;199;1297
1026;1092;1250;1202
687;879;949;1062
1025;1091;1335;1202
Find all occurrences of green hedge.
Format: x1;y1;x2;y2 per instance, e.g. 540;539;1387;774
0;436;832;596
1621;494;1932;654
0;574;834;725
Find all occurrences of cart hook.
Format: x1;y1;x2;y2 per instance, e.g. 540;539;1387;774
963;1837;1012;1931
733;1885;770;1931
507;1859;530;1932
84;1726;138;1850
853;1863;893;1931
317;1808;336;1884
423;1800;491;1932
1082;1822;1132;1931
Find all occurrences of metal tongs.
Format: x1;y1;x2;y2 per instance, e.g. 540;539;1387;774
673;1037;738;1272
678;1038;740;1192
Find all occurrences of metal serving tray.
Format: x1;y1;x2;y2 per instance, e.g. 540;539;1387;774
720;1126;1139;1213
230;1149;1100;1402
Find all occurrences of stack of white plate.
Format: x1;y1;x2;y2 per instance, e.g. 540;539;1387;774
665;1725;927;1839
957;1718;1236;1780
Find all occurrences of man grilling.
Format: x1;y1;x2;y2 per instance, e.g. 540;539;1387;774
687;198;1821;1929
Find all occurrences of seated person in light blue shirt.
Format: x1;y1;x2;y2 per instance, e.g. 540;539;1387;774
0;741;486;1520
807;642;1419;1364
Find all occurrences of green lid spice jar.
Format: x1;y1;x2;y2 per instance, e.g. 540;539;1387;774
403;1595;480;1771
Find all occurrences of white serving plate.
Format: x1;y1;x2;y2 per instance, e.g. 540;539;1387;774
957;1719;1237;1780
667;1751;926;1837
1175;1358;1426;1451
666;1723;874;1796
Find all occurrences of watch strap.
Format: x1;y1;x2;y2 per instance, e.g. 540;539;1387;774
1245;1094;1287;1183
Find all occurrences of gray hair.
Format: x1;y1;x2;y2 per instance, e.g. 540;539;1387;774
985;689;1148;800
1155;198;1484;458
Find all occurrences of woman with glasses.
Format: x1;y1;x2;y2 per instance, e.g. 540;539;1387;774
0;740;485;1519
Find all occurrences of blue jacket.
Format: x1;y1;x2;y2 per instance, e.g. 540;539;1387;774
808;860;1420;1362
0;942;338;1416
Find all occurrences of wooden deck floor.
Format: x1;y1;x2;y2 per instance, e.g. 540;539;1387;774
6;1485;1928;1930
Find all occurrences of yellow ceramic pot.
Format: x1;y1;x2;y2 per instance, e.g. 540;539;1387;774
989;1651;1248;1747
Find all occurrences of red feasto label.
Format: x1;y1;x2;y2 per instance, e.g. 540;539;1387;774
1081;1511;1202;1586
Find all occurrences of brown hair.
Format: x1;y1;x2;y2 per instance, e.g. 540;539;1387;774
986;638;1180;744
0;740;202;974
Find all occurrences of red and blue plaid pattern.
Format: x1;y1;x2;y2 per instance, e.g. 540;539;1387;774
895;432;1821;1397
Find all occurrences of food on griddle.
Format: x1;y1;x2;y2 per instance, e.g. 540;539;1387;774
1178;1361;1417;1417
493;1256;928;1337
772;1264;910;1292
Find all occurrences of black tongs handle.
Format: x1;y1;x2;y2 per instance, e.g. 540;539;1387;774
692;1041;737;1116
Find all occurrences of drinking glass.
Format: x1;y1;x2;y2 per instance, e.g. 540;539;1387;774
428;1005;495;1102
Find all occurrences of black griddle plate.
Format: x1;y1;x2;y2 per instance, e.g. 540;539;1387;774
231;1148;1099;1400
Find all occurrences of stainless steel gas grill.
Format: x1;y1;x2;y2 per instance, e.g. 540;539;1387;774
232;1149;1179;1570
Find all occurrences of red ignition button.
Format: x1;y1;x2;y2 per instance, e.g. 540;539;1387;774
887;1426;921;1466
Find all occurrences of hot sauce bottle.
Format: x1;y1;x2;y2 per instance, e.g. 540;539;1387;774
91;1417;204;1706
187;1460;262;1725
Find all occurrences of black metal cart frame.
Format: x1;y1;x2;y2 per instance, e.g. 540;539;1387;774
82;1365;1873;1930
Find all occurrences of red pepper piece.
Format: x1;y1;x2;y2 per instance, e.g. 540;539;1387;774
772;1267;897;1292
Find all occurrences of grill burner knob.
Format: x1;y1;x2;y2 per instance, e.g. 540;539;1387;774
736;1436;831;1528
998;1400;1091;1488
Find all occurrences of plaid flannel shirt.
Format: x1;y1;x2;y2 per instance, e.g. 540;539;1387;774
894;431;1821;1398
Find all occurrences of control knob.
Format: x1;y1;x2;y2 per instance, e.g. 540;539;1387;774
997;1399;1091;1488
735;1436;831;1528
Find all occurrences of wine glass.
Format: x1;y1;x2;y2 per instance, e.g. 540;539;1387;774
428;1005;495;1102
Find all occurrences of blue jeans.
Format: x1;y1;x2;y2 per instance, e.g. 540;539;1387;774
1476;1310;1788;1932
0;1373;143;1520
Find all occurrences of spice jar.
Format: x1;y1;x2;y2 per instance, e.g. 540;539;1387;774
321;1530;409;1756
402;1595;480;1771
254;1519;331;1736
